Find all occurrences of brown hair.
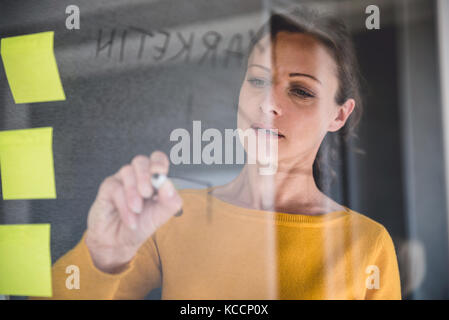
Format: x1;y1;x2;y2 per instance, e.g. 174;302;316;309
246;7;364;193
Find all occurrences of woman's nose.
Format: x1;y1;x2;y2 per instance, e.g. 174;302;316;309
260;89;282;116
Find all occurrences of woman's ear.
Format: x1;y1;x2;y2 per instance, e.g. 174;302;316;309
328;98;356;132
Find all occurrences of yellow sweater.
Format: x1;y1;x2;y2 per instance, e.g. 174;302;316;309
41;188;401;299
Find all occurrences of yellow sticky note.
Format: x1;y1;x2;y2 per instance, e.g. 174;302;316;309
0;224;52;297
0;31;66;104
0;127;56;200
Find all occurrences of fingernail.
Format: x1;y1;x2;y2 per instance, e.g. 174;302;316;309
151;153;164;162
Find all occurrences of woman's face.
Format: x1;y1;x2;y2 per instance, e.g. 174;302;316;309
237;31;354;167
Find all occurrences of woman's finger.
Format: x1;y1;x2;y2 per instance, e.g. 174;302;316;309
142;178;183;232
131;155;153;199
110;179;138;230
148;151;170;180
118;164;143;214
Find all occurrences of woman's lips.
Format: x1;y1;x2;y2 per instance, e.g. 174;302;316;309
250;123;285;138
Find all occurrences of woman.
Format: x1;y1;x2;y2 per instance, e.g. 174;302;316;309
44;8;401;299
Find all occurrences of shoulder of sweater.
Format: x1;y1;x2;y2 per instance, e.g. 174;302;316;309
344;208;390;240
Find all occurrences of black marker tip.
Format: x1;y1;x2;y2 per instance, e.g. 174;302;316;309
175;209;183;217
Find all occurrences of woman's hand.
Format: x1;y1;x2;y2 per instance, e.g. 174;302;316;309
85;151;182;273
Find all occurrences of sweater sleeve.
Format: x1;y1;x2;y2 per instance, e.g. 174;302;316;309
364;227;402;300
29;231;162;300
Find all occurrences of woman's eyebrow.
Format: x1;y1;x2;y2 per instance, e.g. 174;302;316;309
249;64;270;72
289;73;322;85
249;64;322;85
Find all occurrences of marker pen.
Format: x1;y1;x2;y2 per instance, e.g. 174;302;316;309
151;173;183;217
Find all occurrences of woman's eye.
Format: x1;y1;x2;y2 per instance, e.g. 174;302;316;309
290;88;315;99
247;78;268;88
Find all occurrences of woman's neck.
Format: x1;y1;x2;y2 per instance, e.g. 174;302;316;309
211;158;343;215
